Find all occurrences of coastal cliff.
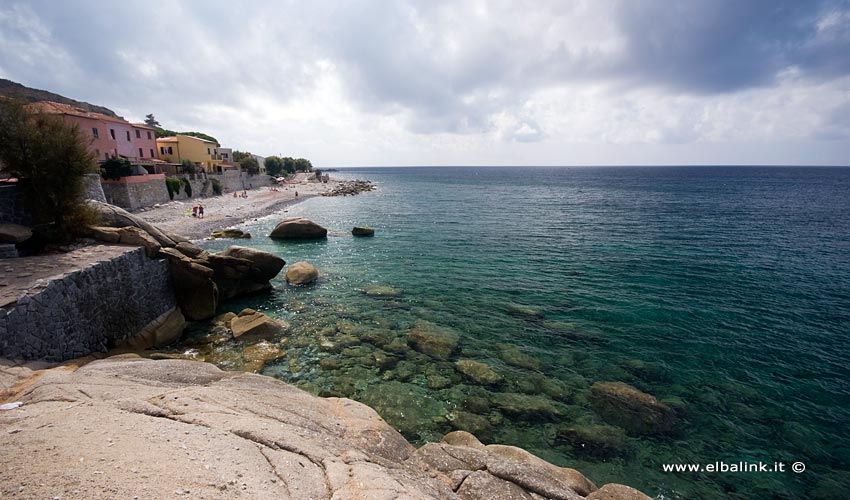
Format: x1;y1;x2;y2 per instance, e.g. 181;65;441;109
0;356;651;499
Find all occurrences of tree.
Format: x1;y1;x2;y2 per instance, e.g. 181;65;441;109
144;113;161;128
240;156;260;176
101;157;133;180
264;156;284;176
181;159;198;175
232;150;249;162
294;158;313;171
0;98;98;239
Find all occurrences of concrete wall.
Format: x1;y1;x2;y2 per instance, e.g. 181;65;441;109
0;248;176;361
101;174;170;210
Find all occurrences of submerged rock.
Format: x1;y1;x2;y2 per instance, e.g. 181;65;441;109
231;310;289;342
456;359;503;386
285;261;319;285
492;392;564;420
505;303;544;318
590;381;677;435
556;424;627;459
357;381;448;441
408;320;459;360
269;217;328;240
363;284;401;298
210;228;251;239
242;341;286;373
497;343;541;370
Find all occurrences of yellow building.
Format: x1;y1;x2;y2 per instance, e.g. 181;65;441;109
155;135;221;172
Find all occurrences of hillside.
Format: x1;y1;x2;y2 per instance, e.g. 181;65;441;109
0;78;120;118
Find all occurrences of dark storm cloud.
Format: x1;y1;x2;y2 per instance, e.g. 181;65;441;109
613;0;850;93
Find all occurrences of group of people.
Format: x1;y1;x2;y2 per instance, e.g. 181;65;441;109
190;204;204;218
233;190;249;198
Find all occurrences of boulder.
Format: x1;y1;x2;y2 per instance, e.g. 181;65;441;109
230;310;289;342
285;261;319;285
86;200;176;247
456;360;503;386
158;247;219;321
218;246;285;281
484;444;596;499
122;307;188;350
586;483;653;500
457;470;538;500
352;226;375;237
175;241;207;259
408;320;459;360
590;382;677;435
115;226;161;257
210;228;251;239
0;223;32;244
269;217;327;240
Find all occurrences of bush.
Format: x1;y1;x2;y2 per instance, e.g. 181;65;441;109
101;157;133;180
181;178;192;198
0;98;98;240
181;159;197;175
165;177;182;200
210;178;223;195
240;157;260;176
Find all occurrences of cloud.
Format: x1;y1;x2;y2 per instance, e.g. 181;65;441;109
0;0;847;165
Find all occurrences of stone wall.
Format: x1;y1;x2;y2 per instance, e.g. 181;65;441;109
83;173;107;203
0;247;176;360
101;174;170;210
0;185;31;226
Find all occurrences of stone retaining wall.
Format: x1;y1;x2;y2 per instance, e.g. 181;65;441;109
0;247;176;360
101;174;170;210
0;185;32;226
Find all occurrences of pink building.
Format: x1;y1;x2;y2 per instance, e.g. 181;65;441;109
28;101;159;165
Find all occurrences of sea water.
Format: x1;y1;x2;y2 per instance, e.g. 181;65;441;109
186;166;850;499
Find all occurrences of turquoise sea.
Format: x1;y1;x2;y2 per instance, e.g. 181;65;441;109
187;166;850;499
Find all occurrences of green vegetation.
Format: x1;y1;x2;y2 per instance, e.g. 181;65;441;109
210;178;223;195
0;98;99;240
181;178;193;198
181;159;198;175
239;156;260;176
153;127;219;146
264;156;313;176
232;150;249;162
166;177;182;200
144;113;160;128
101;157;133;180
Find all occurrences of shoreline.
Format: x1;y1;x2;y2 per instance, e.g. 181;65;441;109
134;181;335;240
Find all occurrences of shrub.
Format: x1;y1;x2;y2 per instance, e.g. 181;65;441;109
181;159;197;175
101;157;133;180
181;178;192;198
165;177;182;200
210;178;223;195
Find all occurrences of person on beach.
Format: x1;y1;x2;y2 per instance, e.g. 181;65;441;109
192;206;198;217
198;205;205;219
233;191;238;198
295;191;298;197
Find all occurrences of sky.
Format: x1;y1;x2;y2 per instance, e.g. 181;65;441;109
1;0;849;167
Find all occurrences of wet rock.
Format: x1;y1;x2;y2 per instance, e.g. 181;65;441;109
352;226;375;237
555;424;627;459
456;360;503;386
210;228;251;239
590;382;677;435
242;341;286;373
215;311;237;328
586;483;653;500
363;284;401;298
492;392;563;420
269;217;327;239
408;320;459;360
285;261;319;285
230;311;289;342
0;223;32;244
498;343;540;370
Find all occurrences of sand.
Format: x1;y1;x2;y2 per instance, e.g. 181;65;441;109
134;181;336;239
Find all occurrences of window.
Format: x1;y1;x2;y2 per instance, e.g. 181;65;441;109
92;127;99;138
160;146;166;155
110;129;115;140
147;131;152;140
136;129;141;139
126;130;131;141
207;148;211;155
150;148;155;158
168;146;173;155
138;148;143;158
95;148;100;157
104;152;109;160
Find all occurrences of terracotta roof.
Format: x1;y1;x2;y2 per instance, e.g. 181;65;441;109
131;123;155;130
27;101;129;125
176;134;216;144
156;136;180;143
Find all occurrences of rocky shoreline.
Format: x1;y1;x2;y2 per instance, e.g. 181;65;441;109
0;355;651;499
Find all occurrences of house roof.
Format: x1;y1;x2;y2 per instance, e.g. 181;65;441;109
176;134;217;144
28;101;130;125
131;123;155;130
156;136;180;143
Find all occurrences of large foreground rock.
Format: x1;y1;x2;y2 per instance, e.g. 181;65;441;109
86;200;179;247
590;381;677;435
0;357;651;499
269;217;327;240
